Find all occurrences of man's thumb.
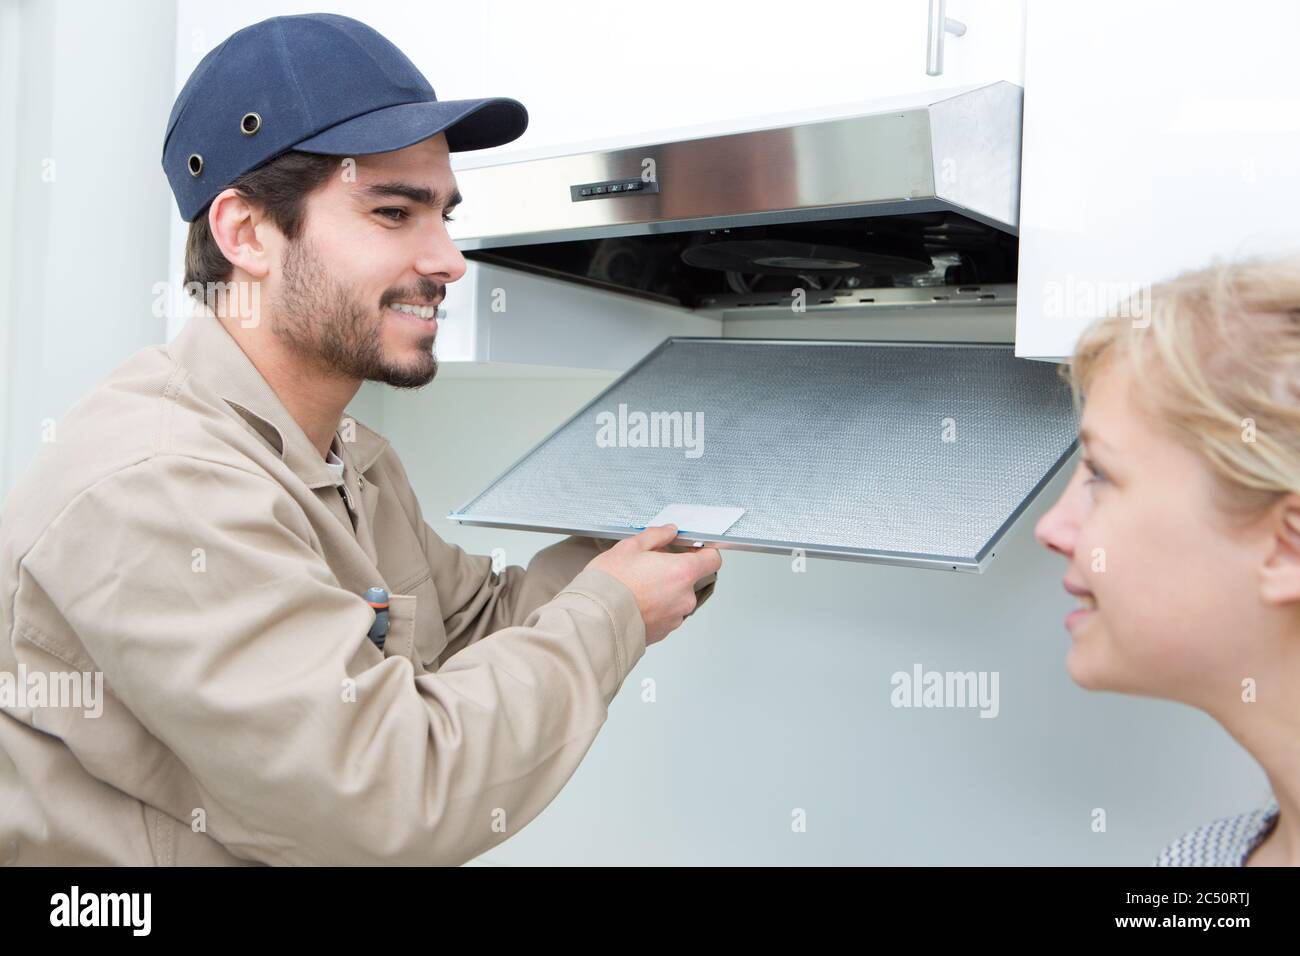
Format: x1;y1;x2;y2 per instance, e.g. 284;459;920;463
633;523;679;550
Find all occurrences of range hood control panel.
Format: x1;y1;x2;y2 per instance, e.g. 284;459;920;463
571;177;661;202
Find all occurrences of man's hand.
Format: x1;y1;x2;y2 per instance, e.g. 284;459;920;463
585;524;722;646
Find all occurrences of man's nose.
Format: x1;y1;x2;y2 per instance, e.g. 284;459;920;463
1034;459;1088;557
415;225;467;285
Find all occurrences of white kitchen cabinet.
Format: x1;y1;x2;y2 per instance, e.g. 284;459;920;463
1015;0;1300;362
448;0;1026;161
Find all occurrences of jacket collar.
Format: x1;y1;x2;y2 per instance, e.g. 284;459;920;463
167;313;391;488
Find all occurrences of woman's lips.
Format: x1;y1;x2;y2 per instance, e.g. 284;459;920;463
1063;579;1097;631
1065;606;1096;631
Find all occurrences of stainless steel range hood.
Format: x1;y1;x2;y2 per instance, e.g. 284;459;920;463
448;81;1023;311
446;83;1080;572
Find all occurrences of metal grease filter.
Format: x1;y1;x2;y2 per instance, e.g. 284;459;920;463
451;339;1078;571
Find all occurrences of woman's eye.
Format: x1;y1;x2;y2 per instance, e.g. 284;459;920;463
442;211;456;224
1082;458;1108;485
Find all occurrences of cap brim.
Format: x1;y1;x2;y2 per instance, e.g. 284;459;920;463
292;96;528;155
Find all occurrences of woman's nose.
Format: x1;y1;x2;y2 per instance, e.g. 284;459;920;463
1035;460;1088;557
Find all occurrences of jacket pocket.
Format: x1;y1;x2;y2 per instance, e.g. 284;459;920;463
383;577;448;671
381;592;417;665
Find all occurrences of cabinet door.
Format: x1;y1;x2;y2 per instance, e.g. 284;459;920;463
169;0;1022;165
1016;0;1300;361
446;0;1025;162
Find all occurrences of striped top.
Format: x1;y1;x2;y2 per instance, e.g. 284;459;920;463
1154;798;1280;866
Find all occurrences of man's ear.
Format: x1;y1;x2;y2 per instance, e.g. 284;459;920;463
1260;493;1300;606
208;188;272;281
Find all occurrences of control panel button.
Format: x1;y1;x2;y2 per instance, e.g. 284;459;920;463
570;177;660;202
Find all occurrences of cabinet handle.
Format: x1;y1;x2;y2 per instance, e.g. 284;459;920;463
926;0;968;76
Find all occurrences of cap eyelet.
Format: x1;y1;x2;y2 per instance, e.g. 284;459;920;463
240;112;261;136
187;153;203;176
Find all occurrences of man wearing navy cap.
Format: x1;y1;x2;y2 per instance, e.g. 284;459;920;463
0;13;719;866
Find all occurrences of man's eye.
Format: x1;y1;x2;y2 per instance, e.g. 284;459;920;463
375;208;456;224
1082;458;1108;485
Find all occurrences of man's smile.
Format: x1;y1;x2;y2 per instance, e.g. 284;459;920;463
387;300;441;320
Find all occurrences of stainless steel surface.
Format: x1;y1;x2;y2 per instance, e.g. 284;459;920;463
927;0;968;76
450;338;1078;572
697;282;1015;313
447;82;1023;250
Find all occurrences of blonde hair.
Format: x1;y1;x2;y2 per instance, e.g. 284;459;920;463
1065;255;1300;520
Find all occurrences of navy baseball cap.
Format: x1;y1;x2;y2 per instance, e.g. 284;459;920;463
162;12;528;222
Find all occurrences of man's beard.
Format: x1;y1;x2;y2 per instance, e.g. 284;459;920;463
271;236;439;388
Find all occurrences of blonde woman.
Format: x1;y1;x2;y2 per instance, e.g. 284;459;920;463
1034;256;1300;866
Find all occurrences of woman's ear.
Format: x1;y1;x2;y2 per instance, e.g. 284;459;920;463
1260;493;1300;606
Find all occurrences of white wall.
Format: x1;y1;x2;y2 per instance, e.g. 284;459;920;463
0;0;178;497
